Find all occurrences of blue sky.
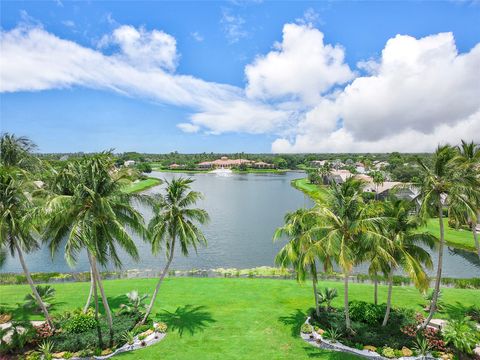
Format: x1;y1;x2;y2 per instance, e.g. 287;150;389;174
1;1;479;153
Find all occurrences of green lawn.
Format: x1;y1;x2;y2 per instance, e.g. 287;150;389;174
2;277;477;360
122;178;162;194
420;218;477;252
292;177;477;253
291;178;329;202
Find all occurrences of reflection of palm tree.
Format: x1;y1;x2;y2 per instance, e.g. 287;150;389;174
413;145;479;328
142;178;209;323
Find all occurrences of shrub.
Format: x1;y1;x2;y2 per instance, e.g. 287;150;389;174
155;322;168;333
132;323;151;336
443;317;479;355
63;313;97;333
138;334;146;341
23;285;56;312
349;301;386;325
300;323;312;334
38;340;55;360
382;347;396;358
34;322;54;339
121;330;135;345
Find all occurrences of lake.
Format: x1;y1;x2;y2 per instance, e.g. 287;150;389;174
2;171;479;278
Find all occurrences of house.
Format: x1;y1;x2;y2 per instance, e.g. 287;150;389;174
197;156;252;169
328;170;372;185
124;160;136;167
252;161;274;169
310;160;326;167
169;163;182;169
372;161;389;170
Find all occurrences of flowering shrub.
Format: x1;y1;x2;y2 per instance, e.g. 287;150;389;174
34;323;53;339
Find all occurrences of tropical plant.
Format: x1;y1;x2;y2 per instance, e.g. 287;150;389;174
412;144;480;327
42;154;148;346
274;209;332;318
319;163;333;185
0;135;54;329
379;199;435;326
323;326;342;342
24;285;56;312
311;178;388;329
371;171;385;200
121;330;135;345
413;334;431;359
38;339;55;360
443;317;479;356
317;287;338;311
142;177;209;323
119;290;149;315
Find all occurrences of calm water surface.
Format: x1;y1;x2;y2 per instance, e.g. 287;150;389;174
2;171;479;278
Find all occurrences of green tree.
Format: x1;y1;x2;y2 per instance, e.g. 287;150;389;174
0;134;54;329
142;177;209;323
379;199;434;326
274;209;332;318
413;145;479;328
312;178;386;329
43;154;147;346
371;171;385;200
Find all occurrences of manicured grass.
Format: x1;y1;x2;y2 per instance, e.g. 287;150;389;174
420;218;477;252
232;168;287;174
2;277;477;360
291;178;329;202
292;177;476;253
122;178;162;193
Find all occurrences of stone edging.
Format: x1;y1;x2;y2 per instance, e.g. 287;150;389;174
300;317;437;360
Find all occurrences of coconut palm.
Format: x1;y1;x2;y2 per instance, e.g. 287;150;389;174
451;141;480;259
274;209;333;318
317;287;338;311
380;199;435;326
43;154;147;346
312;178;388;329
0;168;54;329
319;163;333;185
142;177;209;324
371;171;385;200
0;133;37;170
413;145;479;328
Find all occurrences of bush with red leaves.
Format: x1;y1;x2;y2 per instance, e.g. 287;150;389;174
34;322;53;339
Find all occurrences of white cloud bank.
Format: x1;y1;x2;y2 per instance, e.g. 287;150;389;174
1;21;479;152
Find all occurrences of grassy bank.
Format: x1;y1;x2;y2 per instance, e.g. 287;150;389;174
1;277;478;360
291;178;329;202
420;218;477;252
292;177;476;253
151;167;289;174
122;177;162;193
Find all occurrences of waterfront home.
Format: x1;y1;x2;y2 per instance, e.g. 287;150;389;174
124;160;136;167
310;160;326;167
197;156;252;169
252;161;275;169
169;163;182;169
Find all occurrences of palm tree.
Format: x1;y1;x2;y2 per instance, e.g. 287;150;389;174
319;163;333;185
43;154;147;346
451;141;480;259
413;145;479;328
0;134;54;329
0;168;54;329
274;209;332;318
380;199;434;326
371;171;385;200
142;177;209;324
312;178;388;329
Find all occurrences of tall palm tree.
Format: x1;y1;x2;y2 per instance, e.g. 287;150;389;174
142;177;209;324
0;134;54;329
43;154;147;346
451;141;480;259
274;209;333;318
380;199;434;326
0;168;54;329
413;145;479;328
319;163;333;185
312;178;388;329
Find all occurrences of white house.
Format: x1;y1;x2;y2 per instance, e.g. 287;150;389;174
124;160;136;167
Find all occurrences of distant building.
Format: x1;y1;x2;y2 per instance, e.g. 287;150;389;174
310;160;326;167
197;156;253;169
169;163;182;169
252;161;275;169
124;160;136;167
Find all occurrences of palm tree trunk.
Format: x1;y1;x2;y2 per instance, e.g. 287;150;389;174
90;254;114;347
90;257;103;348
344;270;351;329
472;212;479;259
422;205;445;328
83;266;94;313
373;274;378;305
311;262;320;317
142;238;176;324
382;269;393;326
14;240;54;330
